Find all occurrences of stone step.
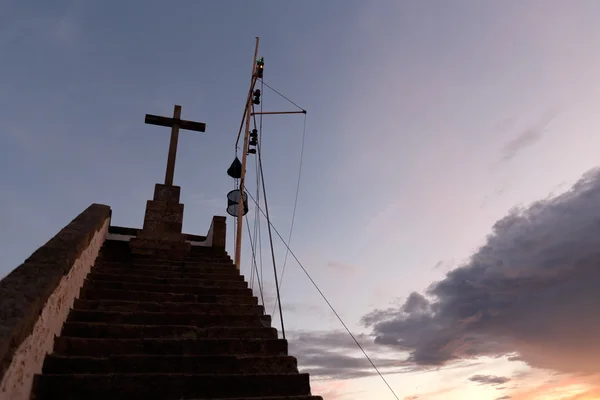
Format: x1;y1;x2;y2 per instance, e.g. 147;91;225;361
134;257;233;265
67;310;272;328
53;337;289;357
99;261;239;274
73;299;265;315
127;261;234;268
189;246;229;254
97;252;132;262
100;241;229;257
93;266;245;281
43;354;299;374
60;322;279;339
84;279;253;297
99;240;131;251
185;255;233;261
32;373;312;400
78;287;258;305
135;250;231;260
87;272;249;289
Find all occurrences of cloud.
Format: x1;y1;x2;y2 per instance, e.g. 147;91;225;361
496;110;557;164
288;330;419;380
402;386;459;400
507;373;600;400
469;374;511;386
288;329;484;381
480;187;507;209
432;259;455;272
253;288;327;324
496;117;517;134
362;167;600;377
281;302;324;315
326;261;358;273
311;380;366;400
499;127;542;162
365;201;403;236
496;396;511;400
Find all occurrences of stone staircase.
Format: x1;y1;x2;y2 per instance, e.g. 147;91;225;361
31;239;322;400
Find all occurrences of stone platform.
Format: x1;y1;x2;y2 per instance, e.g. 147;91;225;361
129;184;190;260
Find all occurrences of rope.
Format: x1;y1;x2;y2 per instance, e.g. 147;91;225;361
244;190;401;400
271;113;307;317
256;139;286;340
235;75;258;149
260;79;305;111
232;178;238;259
248;84;265;305
258;79;265;291
249;186;257;292
245;215;265;307
240;73;399;398
250;160;259;293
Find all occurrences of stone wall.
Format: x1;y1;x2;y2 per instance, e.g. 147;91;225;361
205;216;227;249
109;216;226;250
107;225;208;243
0;204;111;400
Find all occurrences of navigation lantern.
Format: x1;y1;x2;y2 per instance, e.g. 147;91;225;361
256;57;264;78
252;90;261;105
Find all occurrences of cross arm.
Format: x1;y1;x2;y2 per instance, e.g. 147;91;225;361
145;114;206;132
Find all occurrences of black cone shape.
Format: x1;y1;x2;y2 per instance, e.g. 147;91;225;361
227;157;242;179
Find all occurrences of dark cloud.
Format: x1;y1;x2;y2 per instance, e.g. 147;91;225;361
288;330;419;380
469;374;511;386
288;330;485;380
496;396;512;400
402;292;429;314
362;167;600;375
432;259;455;272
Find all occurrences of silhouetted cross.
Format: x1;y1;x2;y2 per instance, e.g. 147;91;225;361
145;105;206;186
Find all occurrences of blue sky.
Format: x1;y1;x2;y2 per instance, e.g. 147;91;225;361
4;1;600;399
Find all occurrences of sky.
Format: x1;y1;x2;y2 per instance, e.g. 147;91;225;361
2;1;600;399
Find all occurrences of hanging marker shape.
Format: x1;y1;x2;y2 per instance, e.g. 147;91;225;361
227;157;243;179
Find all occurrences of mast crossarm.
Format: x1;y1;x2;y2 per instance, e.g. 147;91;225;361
251;110;306;116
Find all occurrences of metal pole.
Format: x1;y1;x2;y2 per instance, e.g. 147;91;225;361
235;37;260;270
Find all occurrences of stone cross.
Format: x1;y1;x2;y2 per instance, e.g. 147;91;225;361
145;105;206;186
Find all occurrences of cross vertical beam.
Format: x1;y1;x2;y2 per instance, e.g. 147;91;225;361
165;105;181;186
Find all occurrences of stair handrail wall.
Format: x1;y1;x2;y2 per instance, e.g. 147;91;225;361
205;216;227;249
0;203;111;400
